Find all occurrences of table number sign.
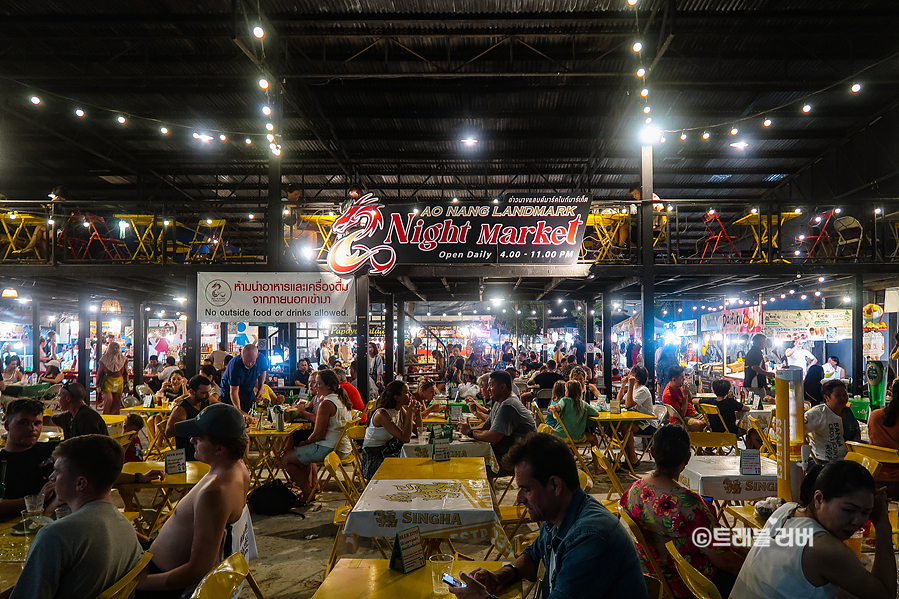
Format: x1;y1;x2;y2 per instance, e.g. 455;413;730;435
164;449;187;475
143;395;154;408
740;449;761;475
389;526;425;573
609;399;621;415
432;426;452;462
450;405;464;422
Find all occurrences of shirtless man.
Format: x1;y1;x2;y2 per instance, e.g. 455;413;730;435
136;403;250;598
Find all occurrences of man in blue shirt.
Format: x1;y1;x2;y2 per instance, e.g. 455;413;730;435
220;344;268;415
449;433;647;599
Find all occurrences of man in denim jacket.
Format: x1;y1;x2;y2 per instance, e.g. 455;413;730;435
449;433;647;599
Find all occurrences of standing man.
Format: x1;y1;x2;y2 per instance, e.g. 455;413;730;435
571;334;586;366
46;330;58;361
10;435;144;599
785;339;817;376
744;333;775;397
220;344;268;417
448;433;647;599
165;375;212;461
368;343;384;389
210;342;230;371
136;403;251;597
457;371;536;475
45;382;107;439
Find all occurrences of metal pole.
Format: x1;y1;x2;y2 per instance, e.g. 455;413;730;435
397;302;406;380
31;300;40;375
542;301;548;364
185;275;200;376
640;144;656;385
852;273;864;395
602;292;613;395
586;297;595;379
78;296;90;391
267;40;283;268
356;275;370;402
288;322;297;377
133;302;145;386
385;296;395;384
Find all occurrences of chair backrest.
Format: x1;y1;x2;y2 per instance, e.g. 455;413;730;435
46;383;63;398
577;469;593;492
664;404;687;428
748;416;776;457
136;384;153;397
651;404;668;427
190;552;265;599
535;388;554;400
833;216;863;238
591;447;626;498
345;425;367;442
844;452;882;478
846;441;899;464
111;431;136;451
696;403;732;434
96;552;153;599
324;451;360;504
537;423;555;435
364;399;376;412
618;509;676;599
688;431;737;453
664;540;722;599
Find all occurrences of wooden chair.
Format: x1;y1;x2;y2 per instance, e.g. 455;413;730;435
618;509;676;599
97;552;153;599
189;552;265;599
844;452;883;478
591;447;627;513
688;431;738;456
664;540;722;599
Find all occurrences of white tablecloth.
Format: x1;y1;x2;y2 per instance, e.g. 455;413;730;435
678;455;778;501
400;438;499;473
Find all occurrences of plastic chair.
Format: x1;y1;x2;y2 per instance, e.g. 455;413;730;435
189;552;265;599
844;452;882;477
688;431;738;456
664;540;722;599
618;509;676;599
846;440;899;464
591;447;627;513
97;552;153;599
748;416;776;459
832;215;865;259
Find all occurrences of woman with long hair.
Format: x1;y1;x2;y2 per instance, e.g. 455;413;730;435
361;380;418;479
432;349;445;386
867;378;899;499
803;364;825;406
616;364;656;468
546;380;601;472
409;377;445;418
39;360;64;384
731;460;894;599
552;340;566;365
282;368;353;504
98;341;127;414
2;355;23;385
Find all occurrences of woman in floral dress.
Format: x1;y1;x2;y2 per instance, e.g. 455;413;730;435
621;425;746;598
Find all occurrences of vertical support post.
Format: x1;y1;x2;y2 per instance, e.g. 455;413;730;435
542;301;548;364
852;273;864;395
220;322;228;351
288;323;297;378
602;292;613;395
356;275;370;403
185;275;199;376
385;296;395;384
78;297;90;391
133;302;145;386
586;297;595;379
31;300;40;374
396;301;405;379
640;144;656;385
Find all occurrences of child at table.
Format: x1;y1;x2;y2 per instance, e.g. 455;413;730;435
546;381;601;473
122;414;145;463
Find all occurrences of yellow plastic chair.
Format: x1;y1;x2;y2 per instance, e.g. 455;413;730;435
189;552;265;599
696;403;735;435
845;452;883;478
591;447;627;513
748;416;776;459
688;431;738;456
111;431;137;452
554;417;594;482
846;441;899;464
618;509;676;599
664;540;722;599
97;552;153;599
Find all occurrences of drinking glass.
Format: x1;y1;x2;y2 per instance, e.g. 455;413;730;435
429;554;454;596
24;494;44;513
54;505;72;520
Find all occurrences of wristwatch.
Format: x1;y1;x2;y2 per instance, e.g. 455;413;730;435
485;595;500;599
133;472;141;483
502;563;520;582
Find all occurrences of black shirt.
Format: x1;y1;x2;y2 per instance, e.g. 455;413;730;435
0;442;58;506
291;369;310;387
700;396;744;434
174;398;210;462
532;371;564;389
572;342;587;365
743;347;767;388
51;405;108;440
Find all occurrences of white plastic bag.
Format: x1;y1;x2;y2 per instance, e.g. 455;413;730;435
457;382;479;399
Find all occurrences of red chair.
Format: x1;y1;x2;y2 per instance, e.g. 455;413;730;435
699;211;741;262
65;212;129;261
798;209;836;262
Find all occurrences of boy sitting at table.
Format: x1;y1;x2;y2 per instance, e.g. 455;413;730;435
695;379;764;451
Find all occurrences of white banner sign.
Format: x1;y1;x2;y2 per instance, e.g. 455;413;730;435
197;272;355;323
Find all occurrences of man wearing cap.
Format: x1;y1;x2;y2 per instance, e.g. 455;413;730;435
220;344;268;418
136;403;251;598
44;382;107;439
164;375;212;461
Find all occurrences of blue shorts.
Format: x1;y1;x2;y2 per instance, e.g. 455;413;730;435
295;442;334;464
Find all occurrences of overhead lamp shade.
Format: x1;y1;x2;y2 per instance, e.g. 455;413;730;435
1;288;17;298
101;299;122;314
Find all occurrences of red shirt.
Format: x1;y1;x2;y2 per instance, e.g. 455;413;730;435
340;381;365;411
662;383;696;423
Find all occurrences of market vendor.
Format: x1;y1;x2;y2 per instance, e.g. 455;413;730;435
220;344;268;417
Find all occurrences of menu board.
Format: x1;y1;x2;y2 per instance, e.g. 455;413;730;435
762;309;852;341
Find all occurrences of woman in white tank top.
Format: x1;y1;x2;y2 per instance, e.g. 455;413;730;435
361;380;419;480
731;460;895;599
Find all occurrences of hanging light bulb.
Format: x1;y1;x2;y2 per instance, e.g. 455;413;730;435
802;104;812;113
253;26;265;39
266;133;274;142
160;127;169;135
850;83;861;93
30;96;41;105
642;106;651;114
632;41;643;52
730;127;738;135
75;108;85;117
763;118;772;127
640;88;649;97
259;78;269;89
627;0;638;5
636;67;646;77
265;122;274;131
702;131;710;140
245;138;252;144
117;115;127;124
262;106;272;116
680;131;687;141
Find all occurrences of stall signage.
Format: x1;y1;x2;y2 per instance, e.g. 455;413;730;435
673;319;697;337
329;323;386;337
197;272;355;323
327;193;591;276
720;306;761;334
762;309;852;341
148;326;174;337
700;313;720;332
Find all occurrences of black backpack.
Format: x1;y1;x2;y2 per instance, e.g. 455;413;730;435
247;480;305;516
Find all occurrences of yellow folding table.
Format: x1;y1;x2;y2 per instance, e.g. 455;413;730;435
245;421;311;488
732;211;802;262
0;213;48;260
114;214;158;262
116;460;210;535
590;411;656;476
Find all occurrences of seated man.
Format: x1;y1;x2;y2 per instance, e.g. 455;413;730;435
136;403;251;598
44;381;107;439
449;432;647;599
10;435;144;599
662;365;705;431
520;360;564;409
457;370;536;476
0;399;59;520
291;358;311;391
165;375;212;462
157;356;179;383
334;367;364;411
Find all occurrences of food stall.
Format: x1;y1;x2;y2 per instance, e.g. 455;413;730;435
698;306;762;391
760;308;853;378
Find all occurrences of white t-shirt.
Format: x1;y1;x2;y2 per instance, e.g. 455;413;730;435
630;386;654;416
804;404;846;462
787;349;815;375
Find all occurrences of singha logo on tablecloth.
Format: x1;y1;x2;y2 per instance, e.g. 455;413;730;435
384;482;462;503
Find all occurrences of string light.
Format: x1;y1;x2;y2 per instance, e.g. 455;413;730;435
253;26;265;39
680;132;687;141
160;127;169;134
248;214;255;220
814;291;822;297
730;141;749;150
117;115;127;124
627;0;638;5
763;118;772;127
850;83;861;93
266;133;274;142
245;138;252;144
265;122;274;131
75;108;85;117
632;42;643;52
730;127;738;135
636;68;646;77
258;78;269;89
642;106;651;114
802;104;812;113
30;96;41;105
219;134;227;141
262;106;272;116
702;131;710;140
640;88;649;97
751;208;759;214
